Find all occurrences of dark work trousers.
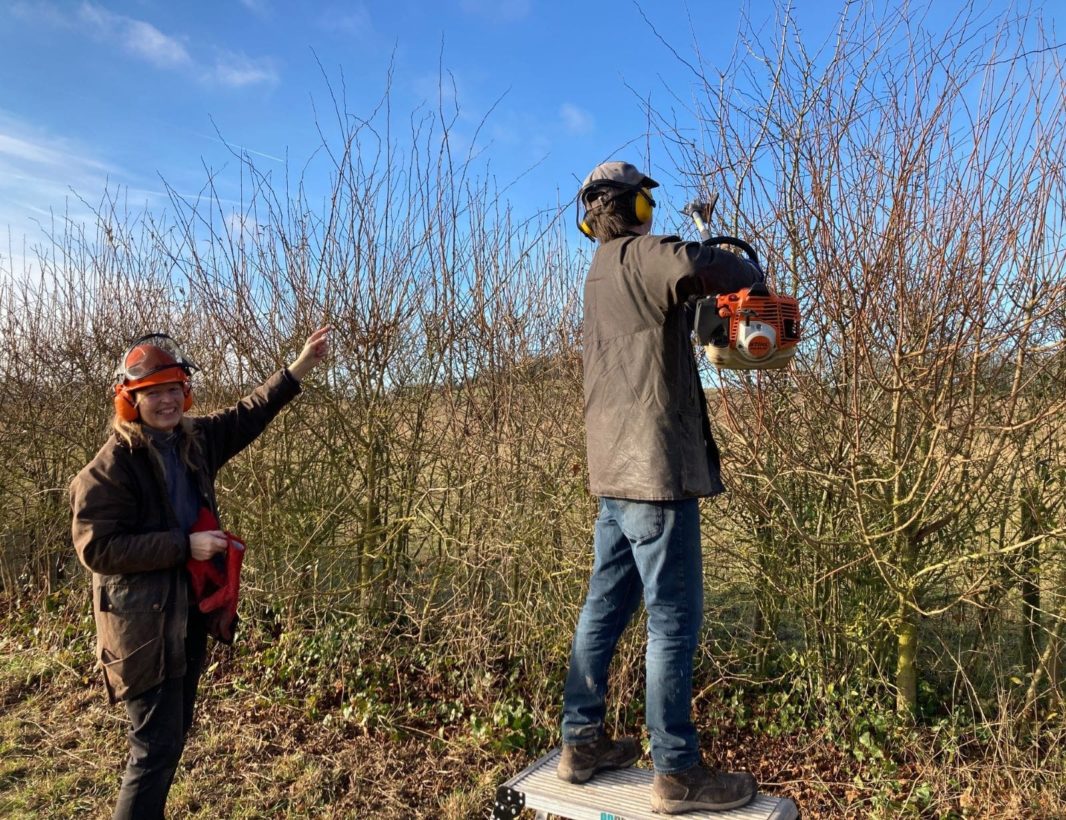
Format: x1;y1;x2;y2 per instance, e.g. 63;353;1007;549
112;609;209;820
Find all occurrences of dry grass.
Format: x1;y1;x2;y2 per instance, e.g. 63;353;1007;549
3;599;1065;819
0;637;512;819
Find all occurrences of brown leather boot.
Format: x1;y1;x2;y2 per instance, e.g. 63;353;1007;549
556;735;641;784
650;763;757;813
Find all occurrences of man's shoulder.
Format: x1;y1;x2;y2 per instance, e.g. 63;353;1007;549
616;233;699;255
594;233;688;259
616;234;706;272
640;233;692;247
588;234;704;285
598;232;685;247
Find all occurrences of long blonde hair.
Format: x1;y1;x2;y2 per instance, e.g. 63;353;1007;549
112;414;202;472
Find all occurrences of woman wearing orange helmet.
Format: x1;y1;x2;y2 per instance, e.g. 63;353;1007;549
70;326;329;820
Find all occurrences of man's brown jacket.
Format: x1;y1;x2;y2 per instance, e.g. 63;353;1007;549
582;234;756;500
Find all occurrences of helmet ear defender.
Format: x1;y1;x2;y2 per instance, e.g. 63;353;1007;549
577;183;655;239
114;385;139;423
112;382;193;422
113;333;198;423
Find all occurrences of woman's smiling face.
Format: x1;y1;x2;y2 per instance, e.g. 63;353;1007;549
135;382;186;431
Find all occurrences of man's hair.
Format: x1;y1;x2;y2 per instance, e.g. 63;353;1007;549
582;189;639;242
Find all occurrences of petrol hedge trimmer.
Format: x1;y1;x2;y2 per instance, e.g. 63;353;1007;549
684;195;800;370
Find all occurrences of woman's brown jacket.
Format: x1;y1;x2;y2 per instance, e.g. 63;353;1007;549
70;369;301;702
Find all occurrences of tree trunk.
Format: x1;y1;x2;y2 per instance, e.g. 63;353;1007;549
895;530;920;718
895;589;919;718
1020;482;1042;676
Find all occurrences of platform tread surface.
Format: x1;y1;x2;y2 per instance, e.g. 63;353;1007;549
504;749;798;820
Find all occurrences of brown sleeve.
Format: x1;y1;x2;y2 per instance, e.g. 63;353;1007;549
196;368;302;475
678;244;759;300
70;462;189;576
626;236;759;309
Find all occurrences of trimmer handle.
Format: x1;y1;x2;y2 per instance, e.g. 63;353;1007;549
681;194;718;241
702;236;763;279
682;193;764;280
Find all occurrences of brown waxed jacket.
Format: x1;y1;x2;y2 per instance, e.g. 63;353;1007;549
70;369;301;702
583;234;757;500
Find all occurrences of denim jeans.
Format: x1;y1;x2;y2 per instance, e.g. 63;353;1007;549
562;496;703;773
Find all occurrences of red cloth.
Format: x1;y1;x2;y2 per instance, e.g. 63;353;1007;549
187;508;225;600
204;537;245;643
186;507;245;644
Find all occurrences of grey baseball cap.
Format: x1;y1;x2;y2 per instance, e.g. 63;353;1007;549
580;161;659;193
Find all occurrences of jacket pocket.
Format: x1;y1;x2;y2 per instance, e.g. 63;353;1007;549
677;408;712;496
95;578;168;701
613;333;668;411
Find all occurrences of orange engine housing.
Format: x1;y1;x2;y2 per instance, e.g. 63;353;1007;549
694;283;801;370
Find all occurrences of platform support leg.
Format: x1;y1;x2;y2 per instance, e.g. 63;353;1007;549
491;785;525;820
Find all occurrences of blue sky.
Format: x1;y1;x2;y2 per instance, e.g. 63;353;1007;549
0;0;821;271
0;1;1060;277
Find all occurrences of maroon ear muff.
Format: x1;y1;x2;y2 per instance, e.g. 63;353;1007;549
183;383;193;413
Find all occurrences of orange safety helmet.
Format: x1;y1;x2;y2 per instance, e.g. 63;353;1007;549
113;333;200;422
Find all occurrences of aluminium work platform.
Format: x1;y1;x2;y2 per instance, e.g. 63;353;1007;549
493;749;799;820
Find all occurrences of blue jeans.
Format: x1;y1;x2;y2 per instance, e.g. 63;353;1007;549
562;496;704;773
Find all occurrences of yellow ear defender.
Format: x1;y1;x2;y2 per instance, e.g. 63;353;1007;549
577;184;655;239
633;187;654;224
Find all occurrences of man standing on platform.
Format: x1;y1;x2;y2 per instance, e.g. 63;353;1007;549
557;160;759;814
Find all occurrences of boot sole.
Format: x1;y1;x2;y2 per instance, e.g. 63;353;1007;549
650;790;757;814
557;750;641;784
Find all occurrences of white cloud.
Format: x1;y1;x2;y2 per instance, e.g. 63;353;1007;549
75;1;109;29
225;211;262;239
124;19;193;68
18;2;277;88
0;132;112;173
559;103;594;135
238;0;271;15
79;3;192;69
0;111;140;278
459;0;530;23
195;132;285;164
317;3;374;36
211;52;280;88
0;114;119;193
